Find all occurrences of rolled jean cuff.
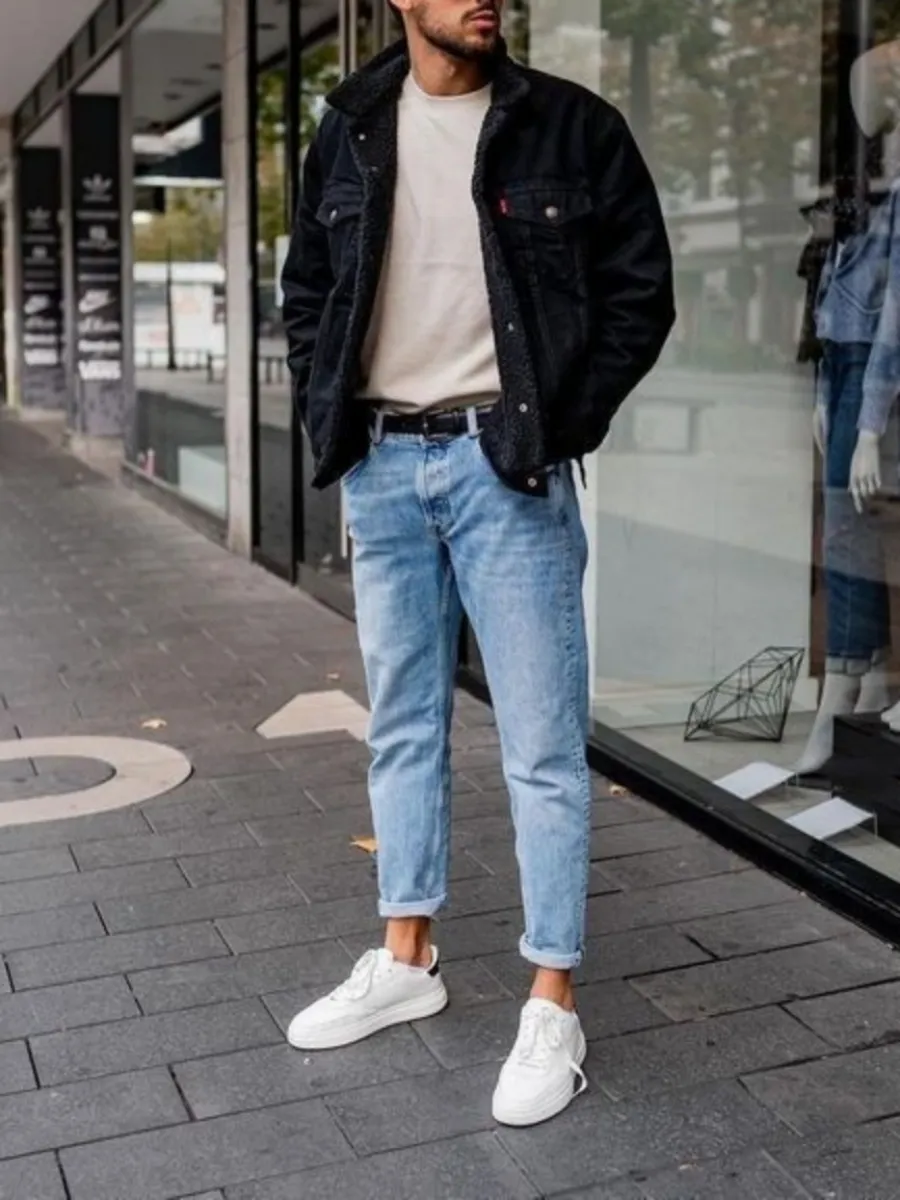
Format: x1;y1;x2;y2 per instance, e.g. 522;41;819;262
378;895;446;919
826;654;880;677
519;935;583;971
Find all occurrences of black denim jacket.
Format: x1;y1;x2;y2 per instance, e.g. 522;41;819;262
282;39;675;496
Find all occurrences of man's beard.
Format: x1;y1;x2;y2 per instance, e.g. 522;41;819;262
412;8;500;61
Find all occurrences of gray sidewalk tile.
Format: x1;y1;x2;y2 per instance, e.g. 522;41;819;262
325;1062;499;1154
216;895;382;955
174;1025;440;1117
0;859;187;918
0;977;139;1041
479;927;711;995
0;847;77;885
634;935;900;1021
224;1133;538;1200
600;841;749;891
0;809;151;856
7;922;230;990
589;819;702;860
70;823;257;871
0;1041;36;1095
592;1007;827;1101
771;1123;900;1200
497;1080;788;1195
0;903;103;952
787;978;900;1049
743;1041;900;1133
31;998;281;1086
632;1150;810;1199
585;871;799;937
0;1154;67;1200
58;1100;353;1200
129;942;354;1013
680;898;858;958
99;876;303;934
0;1068;186;1158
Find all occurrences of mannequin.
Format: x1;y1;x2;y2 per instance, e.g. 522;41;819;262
796;47;899;775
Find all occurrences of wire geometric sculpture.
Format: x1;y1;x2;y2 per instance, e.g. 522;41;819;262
684;647;805;743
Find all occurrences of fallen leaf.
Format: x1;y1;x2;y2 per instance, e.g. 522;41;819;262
351;836;378;855
327;672;341;682
608;784;631;798
141;718;167;730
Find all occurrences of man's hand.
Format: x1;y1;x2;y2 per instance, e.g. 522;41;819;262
849;429;882;514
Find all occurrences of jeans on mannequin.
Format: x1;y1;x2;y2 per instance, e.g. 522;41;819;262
822;344;890;667
797;343;891;775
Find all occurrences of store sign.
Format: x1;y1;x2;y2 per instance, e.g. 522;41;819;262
70;96;123;383
18;150;63;378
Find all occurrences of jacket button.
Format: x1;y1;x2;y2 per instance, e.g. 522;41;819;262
358;132;367;141
527;477;538;488
519;403;528;413
507;322;515;332
330;209;338;222
545;205;559;220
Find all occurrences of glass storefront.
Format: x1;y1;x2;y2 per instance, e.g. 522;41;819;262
245;0;900;920
129;0;227;519
501;0;900;899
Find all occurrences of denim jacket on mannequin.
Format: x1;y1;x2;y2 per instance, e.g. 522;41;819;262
815;183;900;435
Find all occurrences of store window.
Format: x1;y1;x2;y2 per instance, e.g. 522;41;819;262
128;0;227;519
502;0;900;890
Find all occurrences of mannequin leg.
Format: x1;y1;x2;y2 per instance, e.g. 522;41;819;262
858;650;890;714
795;673;861;775
801;343;891;775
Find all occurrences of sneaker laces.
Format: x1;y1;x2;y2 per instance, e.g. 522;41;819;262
330;949;384;1003
513;1005;588;1096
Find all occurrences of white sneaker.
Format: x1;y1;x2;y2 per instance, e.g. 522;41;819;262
492;998;588;1126
286;946;448;1050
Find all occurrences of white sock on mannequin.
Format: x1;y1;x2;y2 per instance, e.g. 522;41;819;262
795;674;861;775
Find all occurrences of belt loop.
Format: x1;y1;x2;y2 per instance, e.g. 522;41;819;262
373;410;385;444
466;406;478;437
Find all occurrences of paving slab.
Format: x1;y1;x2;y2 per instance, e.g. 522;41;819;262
634;934;900;1021
0;1154;68;1200
58;1100;353;1200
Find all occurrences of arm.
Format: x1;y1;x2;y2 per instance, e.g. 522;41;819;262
281;127;334;430
860;187;900;438
586;108;675;430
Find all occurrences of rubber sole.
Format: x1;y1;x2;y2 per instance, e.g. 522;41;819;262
287;982;449;1051
492;1030;588;1127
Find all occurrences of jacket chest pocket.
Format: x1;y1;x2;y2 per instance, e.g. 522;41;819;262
497;181;594;302
316;186;364;280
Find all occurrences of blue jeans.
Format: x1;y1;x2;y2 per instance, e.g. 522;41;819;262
342;430;592;970
821;341;890;672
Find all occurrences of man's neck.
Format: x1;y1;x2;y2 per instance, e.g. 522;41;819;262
407;37;490;96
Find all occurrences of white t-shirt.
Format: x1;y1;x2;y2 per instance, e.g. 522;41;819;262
358;74;501;412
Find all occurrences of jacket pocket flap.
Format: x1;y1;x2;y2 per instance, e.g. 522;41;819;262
316;188;363;226
501;183;593;227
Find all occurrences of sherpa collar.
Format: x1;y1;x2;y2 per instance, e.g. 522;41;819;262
326;36;530;117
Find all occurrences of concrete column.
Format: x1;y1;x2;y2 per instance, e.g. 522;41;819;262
119;34;137;462
63;92;126;444
0;120;18;407
16;146;66;415
223;0;254;557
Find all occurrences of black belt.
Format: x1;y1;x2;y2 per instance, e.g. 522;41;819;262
371;406;492;438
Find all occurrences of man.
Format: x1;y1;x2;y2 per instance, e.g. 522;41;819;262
281;0;674;1127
